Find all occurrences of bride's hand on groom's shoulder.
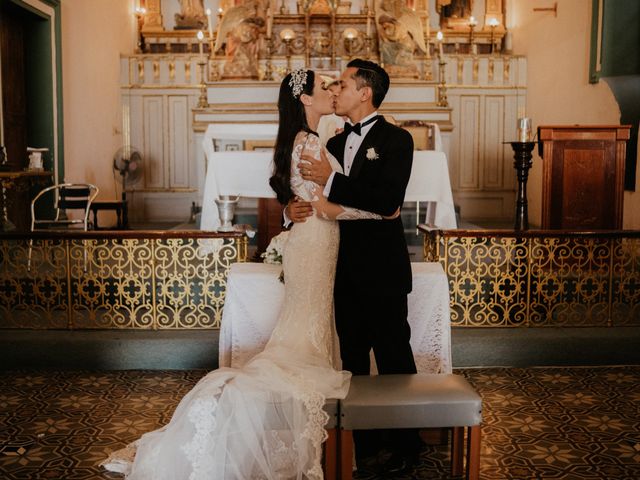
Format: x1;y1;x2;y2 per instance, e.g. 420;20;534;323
286;196;313;223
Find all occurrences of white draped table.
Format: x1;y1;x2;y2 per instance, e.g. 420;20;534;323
405;151;457;229
219;262;452;375
201;148;457;231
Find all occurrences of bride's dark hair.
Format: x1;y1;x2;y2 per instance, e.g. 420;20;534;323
269;70;316;205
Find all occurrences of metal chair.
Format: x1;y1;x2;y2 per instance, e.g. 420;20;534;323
28;183;99;271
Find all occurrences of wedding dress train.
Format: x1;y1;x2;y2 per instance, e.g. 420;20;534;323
102;132;381;479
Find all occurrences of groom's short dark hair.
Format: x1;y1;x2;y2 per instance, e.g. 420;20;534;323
347;59;390;108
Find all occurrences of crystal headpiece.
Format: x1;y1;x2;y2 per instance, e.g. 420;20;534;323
288;69;308;98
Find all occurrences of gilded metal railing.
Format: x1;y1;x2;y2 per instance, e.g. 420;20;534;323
421;228;640;327
0;231;248;329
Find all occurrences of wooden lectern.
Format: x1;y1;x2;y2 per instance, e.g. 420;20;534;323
538;125;631;229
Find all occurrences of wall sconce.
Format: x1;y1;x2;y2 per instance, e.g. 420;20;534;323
280;28;296;72
488;18;500;54
135;6;147;54
342;28;360;60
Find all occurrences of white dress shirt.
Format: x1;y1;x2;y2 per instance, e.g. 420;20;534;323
323;111;379;196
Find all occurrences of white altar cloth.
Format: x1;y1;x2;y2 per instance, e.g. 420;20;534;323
201;147;457;231
405;151;457;229
219;262;452;375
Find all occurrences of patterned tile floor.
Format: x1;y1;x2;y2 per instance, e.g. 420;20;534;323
1;367;639;479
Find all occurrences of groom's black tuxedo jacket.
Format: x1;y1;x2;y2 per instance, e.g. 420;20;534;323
326;116;413;297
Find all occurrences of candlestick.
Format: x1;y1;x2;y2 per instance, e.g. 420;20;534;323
134;6;147;54
197;30;205;59
509;141;536;230
468;15;477;49
280;28;295;72
488;18;499;54
206;8;214;40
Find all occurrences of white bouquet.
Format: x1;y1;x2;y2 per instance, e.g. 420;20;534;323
260;231;290;265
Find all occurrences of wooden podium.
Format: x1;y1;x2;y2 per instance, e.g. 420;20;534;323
538;125;631;229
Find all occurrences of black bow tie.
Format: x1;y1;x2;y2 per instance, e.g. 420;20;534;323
343;116;380;136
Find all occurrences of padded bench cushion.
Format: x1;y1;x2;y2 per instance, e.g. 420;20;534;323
341;374;481;430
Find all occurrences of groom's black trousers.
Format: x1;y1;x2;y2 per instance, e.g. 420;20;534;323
335;290;421;460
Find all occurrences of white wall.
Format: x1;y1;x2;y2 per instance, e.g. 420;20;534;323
508;0;639;228
61;0;134;214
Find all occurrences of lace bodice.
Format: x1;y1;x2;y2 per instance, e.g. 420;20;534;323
291;132;382;221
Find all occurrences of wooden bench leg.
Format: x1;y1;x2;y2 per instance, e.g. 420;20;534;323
466;425;481;480
451;426;464;476
339;429;353;480
324;428;337;480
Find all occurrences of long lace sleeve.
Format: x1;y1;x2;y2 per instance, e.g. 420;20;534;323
291;132;385;221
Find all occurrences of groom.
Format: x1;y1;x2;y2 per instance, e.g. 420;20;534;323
293;59;420;473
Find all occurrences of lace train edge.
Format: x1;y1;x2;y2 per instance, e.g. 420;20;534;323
101;444;137;475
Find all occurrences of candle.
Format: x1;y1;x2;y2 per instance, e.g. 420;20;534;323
366;13;371;37
517;118;532;142
266;7;272;38
197;30;204;59
215;8;224;48
436;30;444;57
206;8;214;40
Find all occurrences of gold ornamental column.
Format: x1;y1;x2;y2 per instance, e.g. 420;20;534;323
142;0;164;32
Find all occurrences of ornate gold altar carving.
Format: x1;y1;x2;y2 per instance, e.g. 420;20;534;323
136;0;507;79
141;0;164;32
176;0;208;29
376;0;427;78
423;228;640;327
215;3;266;79
0;233;248;329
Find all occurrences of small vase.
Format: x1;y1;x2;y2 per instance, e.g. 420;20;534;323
215;195;240;232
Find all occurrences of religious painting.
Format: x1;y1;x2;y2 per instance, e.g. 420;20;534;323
376;0;426;78
175;0;207;29
436;0;473;30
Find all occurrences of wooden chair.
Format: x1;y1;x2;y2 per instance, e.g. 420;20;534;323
28;183;99;271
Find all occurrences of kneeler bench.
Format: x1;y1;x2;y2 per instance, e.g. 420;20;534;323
323;398;339;480
339;374;482;480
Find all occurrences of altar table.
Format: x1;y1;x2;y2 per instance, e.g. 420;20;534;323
201;148;457;231
219;262;452;375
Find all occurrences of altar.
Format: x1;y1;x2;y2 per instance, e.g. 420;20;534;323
200;123;457;232
219;262;452;375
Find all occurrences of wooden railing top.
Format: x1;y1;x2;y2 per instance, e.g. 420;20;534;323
417;226;640;238
0;229;247;241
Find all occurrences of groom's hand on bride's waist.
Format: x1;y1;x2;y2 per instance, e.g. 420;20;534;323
286;196;313;223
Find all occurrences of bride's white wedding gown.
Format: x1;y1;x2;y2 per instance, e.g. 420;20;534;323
102;132;380;479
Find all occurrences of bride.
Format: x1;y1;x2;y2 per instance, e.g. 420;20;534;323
102;69;394;479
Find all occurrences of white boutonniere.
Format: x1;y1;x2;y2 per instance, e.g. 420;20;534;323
366;147;379;161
